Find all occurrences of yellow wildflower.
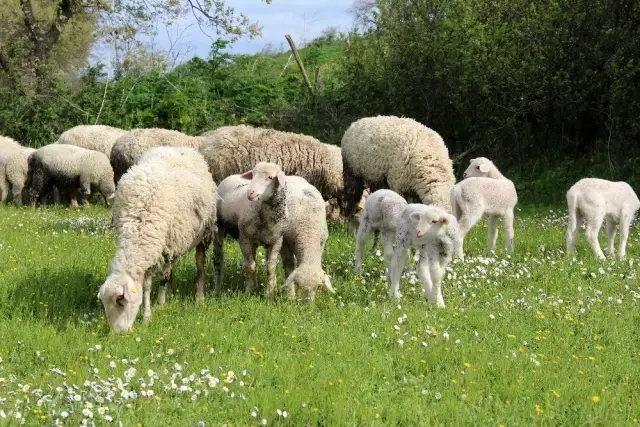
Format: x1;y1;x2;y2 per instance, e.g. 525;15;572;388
592;395;600;403
552;391;560;398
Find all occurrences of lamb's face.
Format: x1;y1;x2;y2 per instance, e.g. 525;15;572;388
412;210;448;238
241;162;286;201
463;157;494;178
295;267;335;301
97;273;143;334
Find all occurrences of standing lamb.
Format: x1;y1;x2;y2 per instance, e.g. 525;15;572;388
566;178;640;260
450;157;518;257
199;125;344;215
26;144;115;208
97;146;217;333
55;124;127;157
0;136;24;202
110;128;203;184
389;204;461;307
354;189;408;277
5;147;36;206
341;116;455;217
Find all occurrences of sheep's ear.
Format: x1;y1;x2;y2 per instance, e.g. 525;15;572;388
240;170;253;180
107;193;116;201
276;171;286;186
122;276;138;301
323;273;336;293
440;217;448;224
469;158;476;163
410;212;422;221
479;163;490;173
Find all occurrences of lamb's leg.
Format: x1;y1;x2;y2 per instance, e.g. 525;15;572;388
618;215;632;260
370;230;380;253
265;237;284;298
382;230;395;281
239;236;258;294
429;257;446;308
280;242;296;298
585;213;606;260
605;216;617;257
503;210;515;254
416;251;434;302
195;242;206;303
389;234;409;300
142;273;153;323
213;231;225;294
354;218;371;273
457;210;482;257
157;262;172;306
566;209;582;255
487;215;499;254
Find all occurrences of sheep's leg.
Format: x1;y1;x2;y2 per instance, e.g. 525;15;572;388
566;209;582;255
69;188;79;209
265;237;284;298
79;181;91;207
280;242;296;298
604;216;617;257
389;236;409;300
354;219;371;273
457;210;482;257
416;253;433;302
213;231;225;294
503;210;515;254
429;257;446;308
0;179;8;203
195;242;206;303
342;161;365;217
618;215;632;260
585;214;606;260
53;187;61;205
157;262;172;306
487;215;499;254
12;184;23;206
382;230;395;281
239;236;258;294
142;273;153;323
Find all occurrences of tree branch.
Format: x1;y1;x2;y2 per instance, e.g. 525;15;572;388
19;0;40;43
0;43;10;73
20;0;77;62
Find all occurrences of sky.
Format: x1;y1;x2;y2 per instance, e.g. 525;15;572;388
147;0;355;61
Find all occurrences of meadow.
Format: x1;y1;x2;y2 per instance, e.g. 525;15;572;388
0;203;639;426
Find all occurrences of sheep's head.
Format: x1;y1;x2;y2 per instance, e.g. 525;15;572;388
241;162;286;201
285;266;335;301
325;198;341;220
463;157;497;178
97;273;143;334
412;208;449;239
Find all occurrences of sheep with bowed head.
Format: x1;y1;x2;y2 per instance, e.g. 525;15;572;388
450;157;518;257
566;178;640;260
389;204;461;307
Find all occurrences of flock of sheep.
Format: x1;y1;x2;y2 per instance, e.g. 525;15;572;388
0;115;638;333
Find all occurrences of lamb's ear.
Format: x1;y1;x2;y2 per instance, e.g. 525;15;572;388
240;170;253;180
410;212;421;221
479;163;490;173
440;217;448;224
323;273;336;293
469;158;476;163
122;276;138;301
276;171;286;186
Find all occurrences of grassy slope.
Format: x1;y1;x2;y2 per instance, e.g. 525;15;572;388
0;204;639;425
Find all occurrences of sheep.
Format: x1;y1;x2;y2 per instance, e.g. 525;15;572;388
389;204;461;307
110;128;204;184
450;157;518;257
324;143;344;220
354;189;408;277
97;146;217;333
55;124;127;157
566;178;640;260
215;162;334;300
0;136;24;202
198;125;344;214
341;115;455;217
5;147;36;206
26;144;115;208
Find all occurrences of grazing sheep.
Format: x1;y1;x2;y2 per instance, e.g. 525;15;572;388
55;124;127;157
324;143;344;220
110;128;203;183
341;115;455;217
26;144;116;208
389;204;461;307
97;146;217;333
5;147;36;206
566;178;640;260
215;162;288;297
450;157;518;257
199;125;344;213
0;136;24;202
354;189;408;277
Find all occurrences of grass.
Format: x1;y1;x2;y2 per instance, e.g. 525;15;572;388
0;204;639;426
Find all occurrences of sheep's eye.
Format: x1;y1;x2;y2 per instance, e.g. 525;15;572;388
268;176;273;180
116;294;125;307
476;165;480;169
431;220;437;223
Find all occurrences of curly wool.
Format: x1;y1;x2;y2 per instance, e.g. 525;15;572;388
56;125;127;157
341;116;455;215
5;147;36;205
199;125;343;203
0;136;25;202
110;128;204;183
26;144;115;205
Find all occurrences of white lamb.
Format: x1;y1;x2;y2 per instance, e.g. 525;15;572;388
389;204;461;307
566;178;640;260
450;157;517;257
97;146;217;333
354;189;408;276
